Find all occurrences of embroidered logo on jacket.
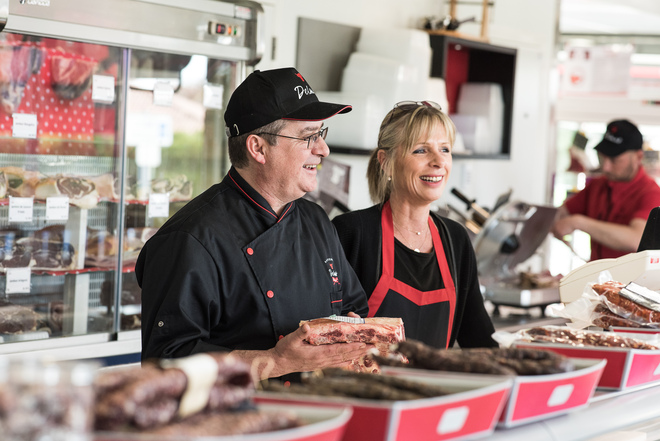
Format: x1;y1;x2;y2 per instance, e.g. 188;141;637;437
325;258;341;286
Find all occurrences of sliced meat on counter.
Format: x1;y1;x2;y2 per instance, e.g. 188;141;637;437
0;166;44;197
593;281;660;327
523;326;658;350
34;175;99;209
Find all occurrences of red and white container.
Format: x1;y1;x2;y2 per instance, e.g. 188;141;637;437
94;404;352;441
496;358;605;427
515;340;660;391
383;358;604;429
256;373;513;441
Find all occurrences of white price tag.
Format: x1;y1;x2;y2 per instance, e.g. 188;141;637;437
153;81;174;107
12;113;37;139
46;196;70;221
92;74;116;103
8;197;34;223
148;193;170;218
203;84;224;110
6;267;31;294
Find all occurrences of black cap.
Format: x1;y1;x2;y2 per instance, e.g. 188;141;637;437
594;119;643;157
224;67;352;137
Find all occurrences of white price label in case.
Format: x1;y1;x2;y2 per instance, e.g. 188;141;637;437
8;197;34;223
203;84;224;110
12;113;37;139
46;196;69;221
148;193;170;218
92;74;116;103
153;81;174;107
6;267;31;294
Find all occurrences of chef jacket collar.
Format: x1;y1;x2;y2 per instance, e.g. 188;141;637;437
226;167;294;222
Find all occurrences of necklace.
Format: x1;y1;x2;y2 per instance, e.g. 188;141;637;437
393;221;429;253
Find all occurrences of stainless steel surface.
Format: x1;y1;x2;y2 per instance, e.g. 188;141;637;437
0;0;262;61
485;285;561;307
487;303;567;333
465;197;560;308
474;200;557;279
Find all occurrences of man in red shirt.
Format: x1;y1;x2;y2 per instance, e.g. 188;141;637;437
552;119;660;261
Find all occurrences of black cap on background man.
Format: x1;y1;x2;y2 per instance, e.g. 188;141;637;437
594;119;643;157
224;67;352;138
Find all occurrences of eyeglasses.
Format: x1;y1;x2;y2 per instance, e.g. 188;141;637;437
386;100;443;125
258;127;329;149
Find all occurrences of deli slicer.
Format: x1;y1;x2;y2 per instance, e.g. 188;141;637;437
450;189;560;313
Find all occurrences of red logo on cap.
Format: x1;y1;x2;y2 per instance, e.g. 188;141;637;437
295;73;305;82
611;126;618;133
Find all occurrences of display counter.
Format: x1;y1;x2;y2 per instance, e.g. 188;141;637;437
489;383;660;440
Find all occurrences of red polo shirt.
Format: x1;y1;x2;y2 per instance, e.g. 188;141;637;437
564;168;660;260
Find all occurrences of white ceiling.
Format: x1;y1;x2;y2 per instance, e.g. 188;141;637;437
560;0;660;35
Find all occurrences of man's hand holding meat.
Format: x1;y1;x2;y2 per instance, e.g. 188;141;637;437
234;320;373;379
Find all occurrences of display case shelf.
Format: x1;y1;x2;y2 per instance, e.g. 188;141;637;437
428;33;517;158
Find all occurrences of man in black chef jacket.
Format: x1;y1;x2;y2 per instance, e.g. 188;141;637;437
136;67;370;379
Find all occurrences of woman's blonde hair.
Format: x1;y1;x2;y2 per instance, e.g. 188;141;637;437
367;103;456;204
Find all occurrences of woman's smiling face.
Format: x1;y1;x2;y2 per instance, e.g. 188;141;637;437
392;122;452;205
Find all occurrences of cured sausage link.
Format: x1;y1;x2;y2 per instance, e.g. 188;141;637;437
393;340;575;375
94;353;254;430
394;340;515;375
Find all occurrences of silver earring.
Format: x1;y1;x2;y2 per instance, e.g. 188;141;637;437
387;176;391;181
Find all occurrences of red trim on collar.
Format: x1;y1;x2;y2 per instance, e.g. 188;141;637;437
228;169;293;222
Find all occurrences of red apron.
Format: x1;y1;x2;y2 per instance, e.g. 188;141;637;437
368;201;457;348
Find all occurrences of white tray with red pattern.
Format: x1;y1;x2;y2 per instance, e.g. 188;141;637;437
514;339;660;391
93;403;352;441
255;372;513;441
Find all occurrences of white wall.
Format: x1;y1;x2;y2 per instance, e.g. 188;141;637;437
440;0;560;211
256;0;442;70
255;0;560;212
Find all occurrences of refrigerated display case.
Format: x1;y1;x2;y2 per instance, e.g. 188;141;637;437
0;0;263;364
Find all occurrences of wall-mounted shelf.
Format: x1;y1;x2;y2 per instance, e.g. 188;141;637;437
429;34;517;158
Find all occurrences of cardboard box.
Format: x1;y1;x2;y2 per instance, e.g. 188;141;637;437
256;373;512;441
514;341;660;391
94;403;353;441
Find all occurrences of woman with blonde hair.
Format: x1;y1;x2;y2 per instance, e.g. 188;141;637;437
332;101;496;349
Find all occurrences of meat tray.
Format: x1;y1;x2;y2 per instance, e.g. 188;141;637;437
256;373;513;441
382;357;605;429
514;340;660;391
93;403;352;441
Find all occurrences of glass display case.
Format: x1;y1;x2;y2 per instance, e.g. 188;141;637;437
0;0;262;364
